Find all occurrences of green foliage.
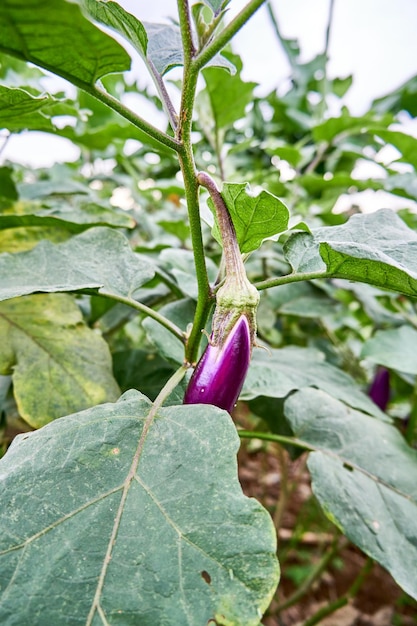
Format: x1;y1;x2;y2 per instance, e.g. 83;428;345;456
0;391;279;625
0;0;417;621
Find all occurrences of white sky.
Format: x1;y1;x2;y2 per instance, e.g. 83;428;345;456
2;0;417;166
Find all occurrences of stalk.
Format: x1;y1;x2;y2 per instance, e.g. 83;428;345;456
177;0;212;364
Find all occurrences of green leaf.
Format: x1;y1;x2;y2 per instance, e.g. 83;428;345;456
0;227;155;302
0;85;69;132
0;200;135;232
0;0;130;88
0;294;120;427
201;63;256;131
361;326;417;375
284;387;417;601
285;209;417;297
312;109;391;143
242;346;384;419
82;0;148;57
0;166;18;200
372;74;417;117
200;0;227;12
143;22;183;75
208;183;289;253
370;128;417;169
143;299;196;365
0;391;279;624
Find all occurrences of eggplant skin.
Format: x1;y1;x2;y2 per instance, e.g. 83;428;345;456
183;315;251;413
368;367;390;411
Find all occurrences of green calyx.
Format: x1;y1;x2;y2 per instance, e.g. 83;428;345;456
211;274;259;347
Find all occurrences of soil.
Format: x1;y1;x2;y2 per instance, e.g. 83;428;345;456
236;437;417;626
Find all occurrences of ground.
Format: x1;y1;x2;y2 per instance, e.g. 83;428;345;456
236;436;417;626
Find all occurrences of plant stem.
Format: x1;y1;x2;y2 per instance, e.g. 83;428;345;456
266;1;298;73
276;536;346;613
146;59;178;131
194;0;268;71
255;271;330;291
98;290;186;343
180;150;213;363
152;364;189;407
176;1;213;363
302;556;373;626
91;85;180;153
272;444;289;531
238;430;314;452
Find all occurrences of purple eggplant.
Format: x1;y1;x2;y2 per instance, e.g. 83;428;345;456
368;367;390;411
183;315;251;413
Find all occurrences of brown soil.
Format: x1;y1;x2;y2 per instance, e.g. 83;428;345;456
236;438;417;626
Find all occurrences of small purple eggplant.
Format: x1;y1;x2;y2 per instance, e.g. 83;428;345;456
183;315;251;413
368;367;390;411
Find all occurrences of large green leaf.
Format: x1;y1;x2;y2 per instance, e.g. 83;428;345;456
0;85;76;132
208;182;289;253
82;0;148;58
285;209;417;296
0;200;135;232
0;294;120;428
284;387;417;601
0;227;155;302
361;326;417;375
200;63;256;132
0;391;279;624
242;346;384;419
0;0;130;88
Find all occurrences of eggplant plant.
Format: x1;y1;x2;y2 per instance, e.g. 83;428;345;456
0;0;417;624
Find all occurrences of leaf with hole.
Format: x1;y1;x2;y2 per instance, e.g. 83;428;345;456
284;387;417;601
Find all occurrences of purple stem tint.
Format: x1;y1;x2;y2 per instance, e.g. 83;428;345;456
183;315;251;413
368;367;390;411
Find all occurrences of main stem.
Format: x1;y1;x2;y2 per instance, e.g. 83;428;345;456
177;0;212;364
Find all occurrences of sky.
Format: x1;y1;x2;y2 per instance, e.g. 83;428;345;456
2;0;417;166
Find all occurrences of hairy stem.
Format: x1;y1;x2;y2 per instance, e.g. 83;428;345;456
98;290;186;343
147;59;178;131
90;85;181;153
255;271;330;291
176;6;213;363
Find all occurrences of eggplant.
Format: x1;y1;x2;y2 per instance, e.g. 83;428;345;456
183;315;251;413
369;367;390;411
